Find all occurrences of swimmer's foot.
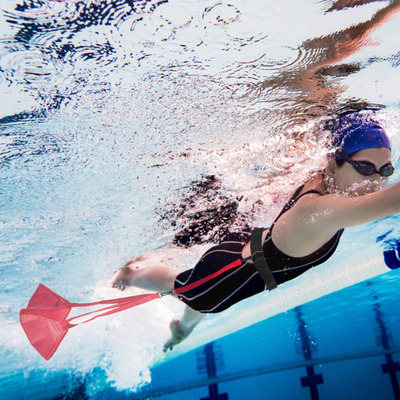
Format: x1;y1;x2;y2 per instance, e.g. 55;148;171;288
163;319;195;352
111;256;145;291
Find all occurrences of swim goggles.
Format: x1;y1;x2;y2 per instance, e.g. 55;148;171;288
336;150;394;177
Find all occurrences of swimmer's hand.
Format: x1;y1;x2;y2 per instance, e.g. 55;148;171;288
383;240;400;270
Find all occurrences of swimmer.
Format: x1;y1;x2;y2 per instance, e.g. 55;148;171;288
112;109;399;351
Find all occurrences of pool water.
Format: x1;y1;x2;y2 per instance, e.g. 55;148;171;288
1;0;400;399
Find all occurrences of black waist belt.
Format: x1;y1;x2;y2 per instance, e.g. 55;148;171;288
246;228;277;291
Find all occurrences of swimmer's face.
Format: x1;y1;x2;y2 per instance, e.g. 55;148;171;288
333;147;392;195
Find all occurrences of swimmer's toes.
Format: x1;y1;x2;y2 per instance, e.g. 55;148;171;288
162;342;174;353
163;319;189;352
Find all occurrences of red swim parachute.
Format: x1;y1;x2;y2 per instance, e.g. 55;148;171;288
19;284;161;360
20;258;242;360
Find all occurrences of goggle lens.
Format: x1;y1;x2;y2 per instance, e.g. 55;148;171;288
337;151;395;177
354;161;394;177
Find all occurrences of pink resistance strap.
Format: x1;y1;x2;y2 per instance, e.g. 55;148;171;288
20;258;242;360
66;293;161;327
69;257;242;324
173;258;242;294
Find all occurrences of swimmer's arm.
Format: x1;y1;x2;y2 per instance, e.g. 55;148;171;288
299;182;400;232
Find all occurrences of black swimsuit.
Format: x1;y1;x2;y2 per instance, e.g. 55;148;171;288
174;186;344;313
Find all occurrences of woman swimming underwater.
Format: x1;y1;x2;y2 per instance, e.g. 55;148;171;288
112;109;399;351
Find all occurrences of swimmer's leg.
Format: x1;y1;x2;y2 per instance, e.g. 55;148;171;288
112;257;205;350
163;306;205;352
112;256;178;292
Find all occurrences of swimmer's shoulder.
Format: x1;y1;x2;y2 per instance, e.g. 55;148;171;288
294;175;327;199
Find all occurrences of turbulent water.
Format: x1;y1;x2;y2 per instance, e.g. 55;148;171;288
1;0;400;393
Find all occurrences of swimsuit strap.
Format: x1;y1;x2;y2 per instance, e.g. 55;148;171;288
249;228;277;291
269;186;323;233
285;187;323;209
295;189;323;199
246;186;324;291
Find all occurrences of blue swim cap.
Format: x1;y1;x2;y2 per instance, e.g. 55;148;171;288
330;110;391;156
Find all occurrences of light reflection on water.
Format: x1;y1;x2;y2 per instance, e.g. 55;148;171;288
1;0;400;394
1;0;399;119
